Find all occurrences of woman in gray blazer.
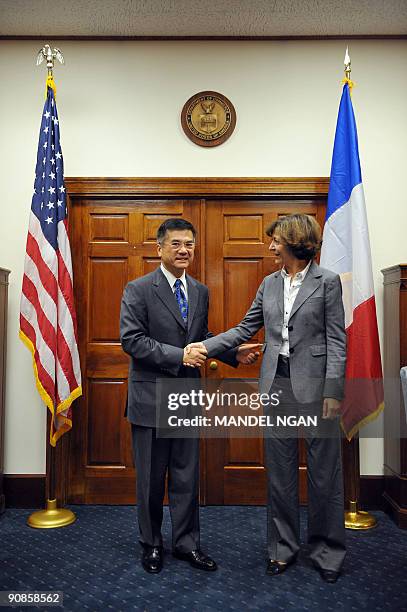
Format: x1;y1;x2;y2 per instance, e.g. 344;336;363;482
195;214;347;583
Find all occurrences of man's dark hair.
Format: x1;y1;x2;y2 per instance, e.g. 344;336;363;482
156;218;196;244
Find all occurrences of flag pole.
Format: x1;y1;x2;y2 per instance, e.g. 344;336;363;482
28;418;75;528
27;45;75;529
343;435;376;529
340;48;376;530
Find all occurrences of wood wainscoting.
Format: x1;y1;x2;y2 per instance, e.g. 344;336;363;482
53;177;329;506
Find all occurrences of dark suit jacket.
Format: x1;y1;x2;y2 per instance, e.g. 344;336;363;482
120;267;237;427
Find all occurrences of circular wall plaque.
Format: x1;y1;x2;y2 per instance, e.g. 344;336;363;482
181;91;236;147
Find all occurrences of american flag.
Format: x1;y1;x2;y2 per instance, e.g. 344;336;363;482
19;83;82;446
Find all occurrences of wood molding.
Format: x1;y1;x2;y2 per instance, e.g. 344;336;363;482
65;177;330;198
4;475;46;509
382;265;407;529
1;35;406;41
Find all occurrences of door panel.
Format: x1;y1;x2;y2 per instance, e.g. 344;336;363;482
204;200;324;504
68;199;200;503
66;180;327;505
87;379;127;465
89;258;128;341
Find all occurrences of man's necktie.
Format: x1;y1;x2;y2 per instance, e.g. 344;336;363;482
174;278;188;323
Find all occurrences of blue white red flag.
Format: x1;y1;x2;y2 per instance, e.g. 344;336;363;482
320;82;384;439
19;82;82;446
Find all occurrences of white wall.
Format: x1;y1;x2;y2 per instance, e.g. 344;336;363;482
1;40;406;475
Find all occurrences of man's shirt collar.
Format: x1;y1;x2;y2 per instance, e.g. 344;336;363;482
160;263;187;293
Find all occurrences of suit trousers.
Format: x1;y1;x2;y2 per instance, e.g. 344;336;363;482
132;425;200;553
265;356;346;572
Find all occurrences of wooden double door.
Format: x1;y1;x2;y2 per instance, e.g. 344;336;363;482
64;178;327;505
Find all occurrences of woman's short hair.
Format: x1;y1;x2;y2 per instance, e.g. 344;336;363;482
266;214;322;261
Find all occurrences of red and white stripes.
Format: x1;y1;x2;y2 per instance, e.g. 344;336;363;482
20;211;82;445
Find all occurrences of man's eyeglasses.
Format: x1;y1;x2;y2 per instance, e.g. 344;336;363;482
161;240;196;251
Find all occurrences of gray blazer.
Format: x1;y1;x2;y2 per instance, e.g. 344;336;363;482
120;267;237;426
204;261;346;403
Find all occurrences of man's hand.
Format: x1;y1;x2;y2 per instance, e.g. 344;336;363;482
236;343;262;365
322;397;341;419
183;343;207;367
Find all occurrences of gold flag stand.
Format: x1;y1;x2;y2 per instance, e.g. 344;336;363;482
27;498;75;529
345;499;377;530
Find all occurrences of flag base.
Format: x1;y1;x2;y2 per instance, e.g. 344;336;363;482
27;498;76;529
345;500;377;530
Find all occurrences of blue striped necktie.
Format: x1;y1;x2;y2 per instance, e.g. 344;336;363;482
174;278;188;323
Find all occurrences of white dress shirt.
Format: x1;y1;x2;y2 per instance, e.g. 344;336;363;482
280;260;312;357
160;263;188;299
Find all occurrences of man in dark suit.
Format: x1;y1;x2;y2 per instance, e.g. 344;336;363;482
120;218;257;574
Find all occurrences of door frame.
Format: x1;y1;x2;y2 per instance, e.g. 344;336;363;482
53;177;329;505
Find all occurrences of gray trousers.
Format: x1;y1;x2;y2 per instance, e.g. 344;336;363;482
265;356;346;572
132;425;200;553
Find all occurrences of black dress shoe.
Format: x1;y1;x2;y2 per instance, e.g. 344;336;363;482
266;559;293;576
318;568;340;583
173;549;217;571
141;546;163;574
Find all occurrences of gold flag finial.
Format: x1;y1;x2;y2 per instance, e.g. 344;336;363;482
344;46;351;79
36;44;64;98
342;46;354;92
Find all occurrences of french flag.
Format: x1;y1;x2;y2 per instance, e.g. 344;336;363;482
320;82;384;439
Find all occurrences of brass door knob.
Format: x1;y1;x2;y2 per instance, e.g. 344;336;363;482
209;361;218;370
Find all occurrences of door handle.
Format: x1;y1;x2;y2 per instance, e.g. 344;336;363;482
209;361;218;370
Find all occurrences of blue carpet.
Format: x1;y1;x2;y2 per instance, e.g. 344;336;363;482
1;507;406;611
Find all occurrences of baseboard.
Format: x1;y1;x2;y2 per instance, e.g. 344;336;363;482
4;475;46;509
2;473;385;511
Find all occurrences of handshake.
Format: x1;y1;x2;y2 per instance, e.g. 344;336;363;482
182;342;262;368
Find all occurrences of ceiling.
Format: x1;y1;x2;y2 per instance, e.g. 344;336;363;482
1;0;406;38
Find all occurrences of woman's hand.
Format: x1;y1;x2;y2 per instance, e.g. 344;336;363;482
236;343;262;365
322;397;341;419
